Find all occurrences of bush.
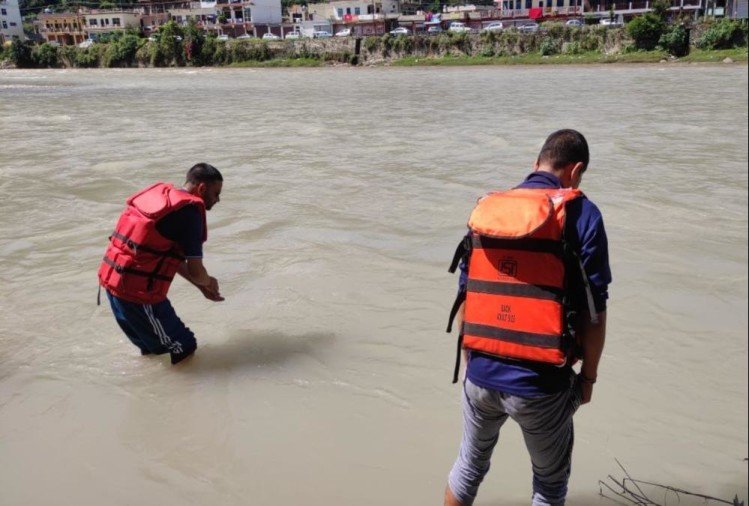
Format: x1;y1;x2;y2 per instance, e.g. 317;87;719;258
199;36;217;65
363;36;379;52
32;43;59;67
696;19;748;49
539;36;559;55
562;41;582;54
9;39;34;67
543;22;566;39
660;23;690;56
627;13;666;50
230;40;270;62
102;34;140;67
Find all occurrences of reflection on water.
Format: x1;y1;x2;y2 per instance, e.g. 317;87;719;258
0;66;747;505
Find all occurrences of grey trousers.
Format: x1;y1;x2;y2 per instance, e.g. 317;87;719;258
448;375;582;506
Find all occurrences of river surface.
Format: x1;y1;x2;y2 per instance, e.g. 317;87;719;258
1;65;747;506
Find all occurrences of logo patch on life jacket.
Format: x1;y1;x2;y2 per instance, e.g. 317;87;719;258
498;257;518;278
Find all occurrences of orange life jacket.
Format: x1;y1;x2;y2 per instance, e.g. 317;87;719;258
447;188;584;383
98;182;207;305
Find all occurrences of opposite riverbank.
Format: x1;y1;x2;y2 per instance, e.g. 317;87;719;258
2;19;747;69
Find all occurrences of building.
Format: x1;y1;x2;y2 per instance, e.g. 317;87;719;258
37;12;86;45
0;0;24;42
214;0;281;36
83;9;143;36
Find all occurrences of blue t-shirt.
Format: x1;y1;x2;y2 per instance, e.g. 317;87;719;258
155;201;204;259
461;171;611;397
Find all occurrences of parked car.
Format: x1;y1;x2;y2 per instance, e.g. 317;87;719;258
448;21;471;33
262;32;280;40
565;18;584;27
517;22;539;33
78;38;95;48
335;28;352;37
217;34;230;41
599;17;623;26
389;26;411;36
285;31;301;39
482;21;504;32
313;30;332;38
426;25;443;33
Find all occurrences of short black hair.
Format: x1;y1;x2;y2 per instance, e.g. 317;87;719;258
537;129;589;172
186;163;223;184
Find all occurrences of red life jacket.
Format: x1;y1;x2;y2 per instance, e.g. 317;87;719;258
447;188;584;383
98;182;207;304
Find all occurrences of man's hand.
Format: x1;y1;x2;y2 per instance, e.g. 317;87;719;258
580;381;593;405
200;276;224;301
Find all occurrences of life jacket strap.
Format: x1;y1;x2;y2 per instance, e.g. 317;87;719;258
97;285;101;306
448;235;472;274
452;333;464;384
110;231;184;259
102;256;173;282
446;289;466;333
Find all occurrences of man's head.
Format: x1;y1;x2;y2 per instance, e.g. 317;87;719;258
184;163;223;210
533;129;589;189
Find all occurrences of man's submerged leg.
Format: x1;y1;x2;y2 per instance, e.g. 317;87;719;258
446;379;509;505
142;299;197;365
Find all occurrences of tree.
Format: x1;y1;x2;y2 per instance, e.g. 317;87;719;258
627;12;665;50
10;39;34;68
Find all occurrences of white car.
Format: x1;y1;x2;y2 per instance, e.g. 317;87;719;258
565;18;583;27
78;38;95;48
517;22;539;33
599;18;623;26
427;25;443;33
482;21;504;32
285;31;301;39
448;22;471;33
313;30;332;38
389;27;410;36
217;34;230;41
262;32;280;40
335;28;352;37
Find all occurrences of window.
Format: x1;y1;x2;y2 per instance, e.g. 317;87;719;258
112;17;120;26
2;21;7;29
354;7;360;14
337;8;343;16
546;0;552;6
10;21;16;26
346;7;351;14
1;8;6;15
524;0;531;7
89;18;98;25
557;0;564;6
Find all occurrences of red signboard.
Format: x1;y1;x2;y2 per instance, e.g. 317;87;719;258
529;7;543;18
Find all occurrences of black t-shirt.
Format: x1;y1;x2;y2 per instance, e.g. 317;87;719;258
155;204;204;258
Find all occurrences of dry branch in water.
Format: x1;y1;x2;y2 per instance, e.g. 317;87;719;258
599;459;745;506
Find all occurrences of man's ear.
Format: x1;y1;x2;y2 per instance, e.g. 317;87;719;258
533;158;541;171
196;182;207;197
571;162;585;180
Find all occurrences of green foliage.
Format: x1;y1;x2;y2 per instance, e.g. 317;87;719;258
9;39;34;67
363;36;379;52
183;19;205;65
102;33;140;67
199;36;218;65
229;40;270;62
659;23;690;56
539;36;559;55
32;42;59;67
578;30;603;51
651;0;670;20
562;40;581;54
584;14;598;25
157;20;185;65
479;45;495;57
543;22;566;39
391;34;413;54
696;19;748;49
627;13;666;50
379;33;393;56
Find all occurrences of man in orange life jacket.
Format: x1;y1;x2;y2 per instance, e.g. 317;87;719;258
98;163;224;365
444;130;611;505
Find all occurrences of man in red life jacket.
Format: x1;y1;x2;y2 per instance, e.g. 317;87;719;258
444;130;611;505
98;163;224;365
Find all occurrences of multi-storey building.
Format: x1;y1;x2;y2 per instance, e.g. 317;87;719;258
0;0;24;42
37;12;86;45
83;9;143;36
